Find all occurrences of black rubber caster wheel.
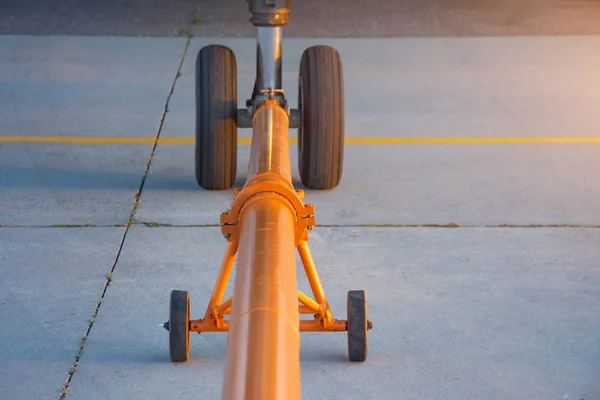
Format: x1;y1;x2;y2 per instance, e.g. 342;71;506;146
169;290;190;362
298;45;345;190
195;44;238;190
347;290;368;362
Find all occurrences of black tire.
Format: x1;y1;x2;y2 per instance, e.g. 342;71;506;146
347;290;368;362
195;45;238;190
169;290;190;362
298;45;345;190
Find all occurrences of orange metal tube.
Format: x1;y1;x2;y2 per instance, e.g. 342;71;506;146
190;318;347;333
206;241;238;317
246;102;293;182
298;290;320;313
215;296;233;314
221;102;301;400
297;240;326;306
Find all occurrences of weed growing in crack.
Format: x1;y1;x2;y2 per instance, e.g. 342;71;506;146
191;8;202;25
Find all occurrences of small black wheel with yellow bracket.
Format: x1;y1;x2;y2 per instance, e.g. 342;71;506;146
347;290;370;362
169;290;190;362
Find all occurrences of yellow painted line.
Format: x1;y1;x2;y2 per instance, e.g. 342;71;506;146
1;136;600;144
0;136;157;144
345;137;600;144
0;136;248;144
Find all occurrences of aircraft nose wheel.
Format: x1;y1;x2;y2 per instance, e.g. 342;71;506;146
297;45;345;190
194;45;238;190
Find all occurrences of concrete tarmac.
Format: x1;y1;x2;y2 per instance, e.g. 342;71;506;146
2;0;600;37
0;34;599;399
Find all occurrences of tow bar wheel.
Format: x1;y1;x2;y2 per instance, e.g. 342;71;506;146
347;290;368;362
169;290;190;362
195;45;238;190
298;45;345;190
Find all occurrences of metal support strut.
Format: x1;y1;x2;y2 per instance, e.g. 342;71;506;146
247;0;291;27
247;0;290;115
256;26;282;93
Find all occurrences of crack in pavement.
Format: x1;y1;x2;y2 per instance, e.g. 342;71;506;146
57;37;191;400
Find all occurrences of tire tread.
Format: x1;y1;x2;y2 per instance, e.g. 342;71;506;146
298;45;344;190
195;45;237;190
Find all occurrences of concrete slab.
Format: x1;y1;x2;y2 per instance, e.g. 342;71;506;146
66;226;600;399
3;143;597;227
0;35;186;138
136;141;600;226
136;36;600;226
1;35;598;400
0;36;186;226
0;143;150;226
0;227;123;400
